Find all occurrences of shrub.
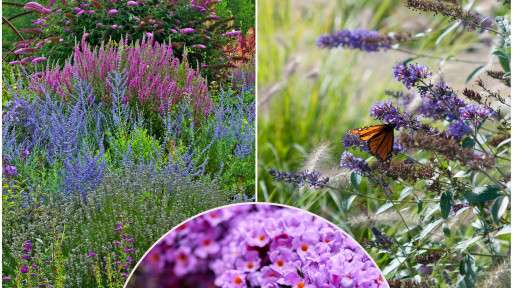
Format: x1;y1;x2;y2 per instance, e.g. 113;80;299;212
2;165;239;288
13;0;242;70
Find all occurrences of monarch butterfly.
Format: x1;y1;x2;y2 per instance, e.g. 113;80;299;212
346;124;396;170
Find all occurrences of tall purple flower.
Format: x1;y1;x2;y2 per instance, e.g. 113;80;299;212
459;104;494;128
316;28;391;52
23;2;50;14
127;1;139;6
393;62;432;90
340;151;371;174
418;82;466;121
369;98;420;131
448;120;472;141
180;28;196;34
31;57;47;65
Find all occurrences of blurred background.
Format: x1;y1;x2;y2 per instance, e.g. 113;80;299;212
257;0;509;283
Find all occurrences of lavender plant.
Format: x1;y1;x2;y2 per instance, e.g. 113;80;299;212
127;204;387;288
267;2;510;287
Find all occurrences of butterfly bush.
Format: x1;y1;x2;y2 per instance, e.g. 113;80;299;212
128;204;386;288
12;0;240;70
272;4;510;287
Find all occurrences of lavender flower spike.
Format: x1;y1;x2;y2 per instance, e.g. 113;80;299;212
459;104;494;128
340;151;371;174
369;98;420;131
393;62;432;89
268;169;329;189
316;28;391;52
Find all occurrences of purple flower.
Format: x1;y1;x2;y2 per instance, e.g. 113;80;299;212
342;134;368;152
223;31;242;37
3;166;17;178
114;240;121;245
393;62;432;90
170;29;177;33
180;28;196;34
72;7;82;13
125;248;135;253
268;169;329;189
96;23;103;27
9;61;22;66
110;25;118;29
459;104;494;128
340;151;371;174
31;57;47;65
127;1;138;6
192;44;206;49
369;98;420;131
135;204;386;287
448;120;472;141
419;82;465;121
190;5;206;13
108;9;118;15
3;277;11;281
24;2;50;14
89;251;96;257
22;254;31;261
126;256;133;262
121;274;128;277
21;266;29;273
316;28;391;52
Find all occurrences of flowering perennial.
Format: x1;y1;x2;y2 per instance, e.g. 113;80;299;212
129;204;386;288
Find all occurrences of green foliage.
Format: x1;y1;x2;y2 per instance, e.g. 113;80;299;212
216;0;256;34
258;0;511;287
2;166;237;287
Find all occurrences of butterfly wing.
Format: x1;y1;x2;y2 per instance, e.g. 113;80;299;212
346;125;387;141
346;125;394;170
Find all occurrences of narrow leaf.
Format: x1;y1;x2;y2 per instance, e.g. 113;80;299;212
465;65;485;84
441;189;454;219
350;172;361;190
436;22;461;45
376;203;394;215
342;195;357;212
418;218;444;241
462;186;502;203
491;196;509;225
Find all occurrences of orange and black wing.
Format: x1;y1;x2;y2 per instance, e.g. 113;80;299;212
346;124;395;170
347;125;388;141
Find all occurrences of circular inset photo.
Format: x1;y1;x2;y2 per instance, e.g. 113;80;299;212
126;203;388;288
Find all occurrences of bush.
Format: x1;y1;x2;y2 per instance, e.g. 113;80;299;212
12;0;243;70
2;165;239;287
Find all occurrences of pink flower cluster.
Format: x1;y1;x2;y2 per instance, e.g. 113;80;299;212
128;204;387;288
30;37;211;117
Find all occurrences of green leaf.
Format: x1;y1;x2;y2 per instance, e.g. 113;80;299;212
465;65;485;84
382;256;407;276
463;186;502;203
342;195;357;212
491;196;509;225
399;187;414;200
441;189;454;219
35;238;44;244
376;203;394;215
403;57;418;65
461;137;475;148
418;218;444;241
496;224;511;236
453;236;481;251
498;55;511;73
350;172;361;190
459;254;477;288
491;49;509;60
436;21;461;45
442;223;451;238
417;199;423;214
